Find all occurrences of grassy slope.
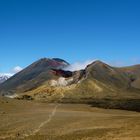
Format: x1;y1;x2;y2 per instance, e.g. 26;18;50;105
16;78;140;112
119;64;140;89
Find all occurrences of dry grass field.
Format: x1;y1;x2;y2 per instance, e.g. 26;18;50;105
0;97;140;140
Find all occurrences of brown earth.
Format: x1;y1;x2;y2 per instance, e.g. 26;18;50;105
0;97;140;140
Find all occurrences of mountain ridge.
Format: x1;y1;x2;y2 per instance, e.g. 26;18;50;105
0;58;69;95
0;74;12;84
0;58;140;105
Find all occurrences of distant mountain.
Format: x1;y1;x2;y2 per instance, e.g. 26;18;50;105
0;74;11;84
0;58;69;95
0;58;140;111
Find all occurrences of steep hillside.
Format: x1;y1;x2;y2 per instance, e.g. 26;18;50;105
119;64;140;89
59;61;140;103
0;58;69;95
0;59;140;108
85;61;131;89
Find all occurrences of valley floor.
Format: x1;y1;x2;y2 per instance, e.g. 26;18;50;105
0;97;140;140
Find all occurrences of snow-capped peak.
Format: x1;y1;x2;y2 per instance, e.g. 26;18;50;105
0;73;13;84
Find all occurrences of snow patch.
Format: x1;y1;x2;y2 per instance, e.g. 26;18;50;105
64;60;94;71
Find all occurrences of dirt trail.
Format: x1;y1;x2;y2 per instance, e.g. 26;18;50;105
20;92;65;139
1;95;140;140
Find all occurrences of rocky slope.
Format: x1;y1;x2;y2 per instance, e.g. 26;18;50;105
0;58;69;95
0;58;140;111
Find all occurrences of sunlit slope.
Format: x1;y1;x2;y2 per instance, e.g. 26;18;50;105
119;64;140;89
0;59;140;107
17;61;140;104
0;58;69;95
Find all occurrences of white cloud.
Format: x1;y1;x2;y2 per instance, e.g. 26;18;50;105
11;66;23;73
0;73;13;77
0;66;23;78
64;60;94;71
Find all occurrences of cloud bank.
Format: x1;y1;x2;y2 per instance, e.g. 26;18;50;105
64;60;94;71
12;66;23;73
0;66;23;77
0;73;13;77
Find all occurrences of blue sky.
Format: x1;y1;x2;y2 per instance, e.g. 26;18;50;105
0;0;140;73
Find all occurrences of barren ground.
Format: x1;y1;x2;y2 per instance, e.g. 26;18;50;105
0;97;140;140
